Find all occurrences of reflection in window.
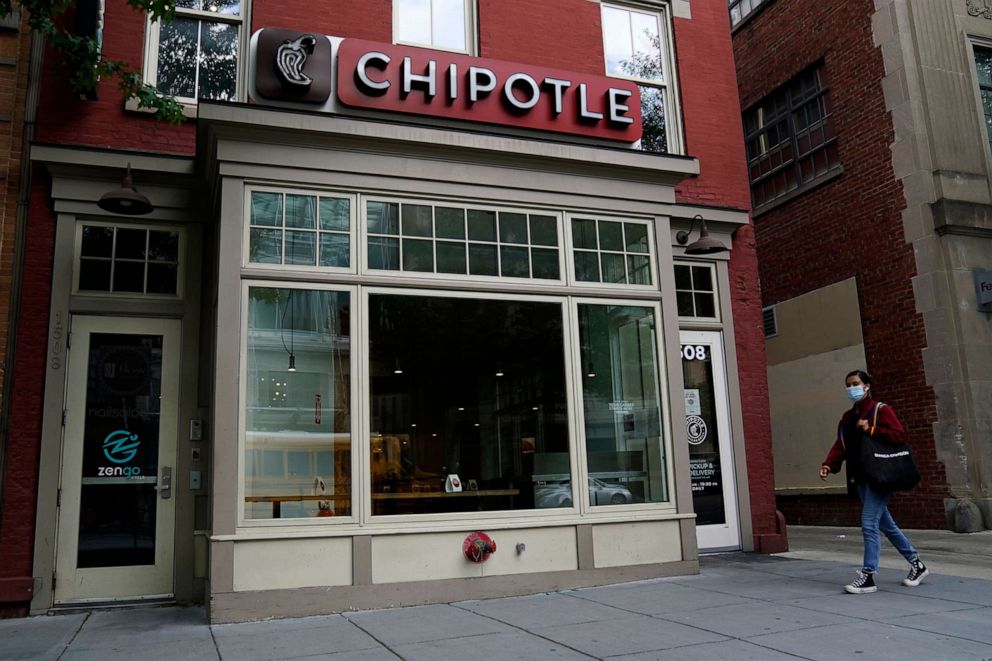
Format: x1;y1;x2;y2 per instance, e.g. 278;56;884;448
245;287;351;519
369;294;570;515
248;191;351;268
77;225;181;296
578;304;668;505
674;263;718;319
572;217;653;286
151;0;243;101
395;0;472;53
973;46;992;156
601;3;675;153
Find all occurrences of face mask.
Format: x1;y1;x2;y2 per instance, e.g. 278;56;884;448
846;385;866;402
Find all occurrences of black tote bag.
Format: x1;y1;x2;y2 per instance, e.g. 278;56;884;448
859;403;920;492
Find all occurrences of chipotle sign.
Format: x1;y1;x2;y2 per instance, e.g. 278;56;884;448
252;30;642;143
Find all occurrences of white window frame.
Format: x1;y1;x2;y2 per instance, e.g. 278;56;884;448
360;195;567;286
393;0;478;55
673;260;721;322
72;220;186;299
243;186;358;274
142;2;250;106
564;213;660;292
238;280;360;528
600;1;684;154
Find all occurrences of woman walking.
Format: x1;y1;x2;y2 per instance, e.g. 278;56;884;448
819;369;928;594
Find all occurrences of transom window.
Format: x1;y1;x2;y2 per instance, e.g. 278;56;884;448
973;46;992;157
247;190;353;269
394;0;476;54
145;0;245;103
674;262;718;320
366;200;562;281
743;65;840;209
75;223;183;297
601;3;680;154
570;217;654;286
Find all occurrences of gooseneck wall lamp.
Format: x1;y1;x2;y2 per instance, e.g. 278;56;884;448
97;163;153;216
676;214;728;255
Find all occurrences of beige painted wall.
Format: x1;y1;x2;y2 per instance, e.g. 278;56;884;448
765;278;866;493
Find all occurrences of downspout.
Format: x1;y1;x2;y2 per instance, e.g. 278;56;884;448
0;23;45;534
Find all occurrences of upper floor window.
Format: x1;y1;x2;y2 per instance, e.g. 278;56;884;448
144;0;245;103
394;0;476;54
973;46;992;157
601;2;680;154
729;0;769;28
743;65;840;209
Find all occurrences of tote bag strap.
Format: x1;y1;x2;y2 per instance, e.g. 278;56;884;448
870;402;885;436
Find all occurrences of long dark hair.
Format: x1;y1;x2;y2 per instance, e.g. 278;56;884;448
845;369;871;385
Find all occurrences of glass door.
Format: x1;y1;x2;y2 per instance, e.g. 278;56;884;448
680;330;740;551
55;316;181;603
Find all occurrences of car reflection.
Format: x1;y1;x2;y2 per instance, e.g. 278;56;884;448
535;478;634;508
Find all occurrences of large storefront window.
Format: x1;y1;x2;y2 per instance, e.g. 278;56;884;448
244;286;352;519
368;294;570;515
578;303;668;505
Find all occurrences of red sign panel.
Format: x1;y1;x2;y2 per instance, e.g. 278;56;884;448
336;39;641;142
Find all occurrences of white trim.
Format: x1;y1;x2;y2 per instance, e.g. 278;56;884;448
673;260;720;323
72;220;186;300
393;0;478;56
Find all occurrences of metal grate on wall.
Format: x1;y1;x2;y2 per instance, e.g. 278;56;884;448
762;305;777;337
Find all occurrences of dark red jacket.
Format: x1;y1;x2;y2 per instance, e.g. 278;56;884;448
822;396;907;474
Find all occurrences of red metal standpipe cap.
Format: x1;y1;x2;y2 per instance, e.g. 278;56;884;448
463;531;497;563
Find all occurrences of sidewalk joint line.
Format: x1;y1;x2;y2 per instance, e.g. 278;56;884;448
55;611;90;661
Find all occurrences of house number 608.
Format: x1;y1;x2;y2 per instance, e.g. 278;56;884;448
681;345;707;361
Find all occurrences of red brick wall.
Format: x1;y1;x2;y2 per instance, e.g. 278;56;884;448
733;0;946;529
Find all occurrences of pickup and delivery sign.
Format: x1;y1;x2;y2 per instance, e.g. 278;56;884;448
250;29;641;143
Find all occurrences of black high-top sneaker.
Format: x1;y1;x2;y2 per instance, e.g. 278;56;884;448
903;558;929;587
844;569;877;594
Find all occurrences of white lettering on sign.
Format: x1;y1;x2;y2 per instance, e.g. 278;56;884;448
681;345;708;361
609;400;635;413
356;51;390;91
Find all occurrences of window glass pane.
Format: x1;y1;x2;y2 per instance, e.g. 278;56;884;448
156;17;198;99
319;234;349;268
286;195;316;229
285;231;316;265
977;48;992;87
251;192;282;227
467;209;497;241
147;263;178;295
433;0;467;51
437;241;467;274
624;223;649;253
435;207;466;239
369;295;569;515
198;21;238;101
402;204;433;237
627;255;652;285
113;261;145;293
116;229;146;260
78;259;111;291
640;86;667;153
574;251;600;282
529;215;558;246
176;0;241;14
674;264;692;290
630;11;662;82
601;253;626;284
249;228;282;264
598;221;624;251
676;291;694;317
691;266;713;291
396;0;431;45
602;6;633;78
319;198;350;232
578;304;667;505
468;243;498;276
148;231;179;262
572;219;598;249
402;238;434;272
368;237;400;270
245;288;351;519
531;248;560;280
498;212;528;244
500;245;530;278
368;201;399;236
81;226;114;258
694;293;716;318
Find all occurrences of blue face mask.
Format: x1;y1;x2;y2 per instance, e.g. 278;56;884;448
846;385;866;402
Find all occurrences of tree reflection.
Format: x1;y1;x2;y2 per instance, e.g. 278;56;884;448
620;32;667;154
157;17;238;100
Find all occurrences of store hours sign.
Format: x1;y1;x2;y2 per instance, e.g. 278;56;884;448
250;29;642;142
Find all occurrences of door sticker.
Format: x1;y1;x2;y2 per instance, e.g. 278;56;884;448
684;389;701;416
686;414;708;445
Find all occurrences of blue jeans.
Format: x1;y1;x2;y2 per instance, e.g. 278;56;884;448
857;482;918;572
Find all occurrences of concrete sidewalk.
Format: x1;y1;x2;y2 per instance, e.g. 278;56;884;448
3;551;992;660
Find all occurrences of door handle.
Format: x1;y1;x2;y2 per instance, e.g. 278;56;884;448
156;466;172;499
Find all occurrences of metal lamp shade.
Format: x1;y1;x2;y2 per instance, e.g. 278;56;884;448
97;164;153;216
684;219;727;255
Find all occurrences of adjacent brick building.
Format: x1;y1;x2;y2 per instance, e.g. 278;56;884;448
1;0;778;620
732;0;992;531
